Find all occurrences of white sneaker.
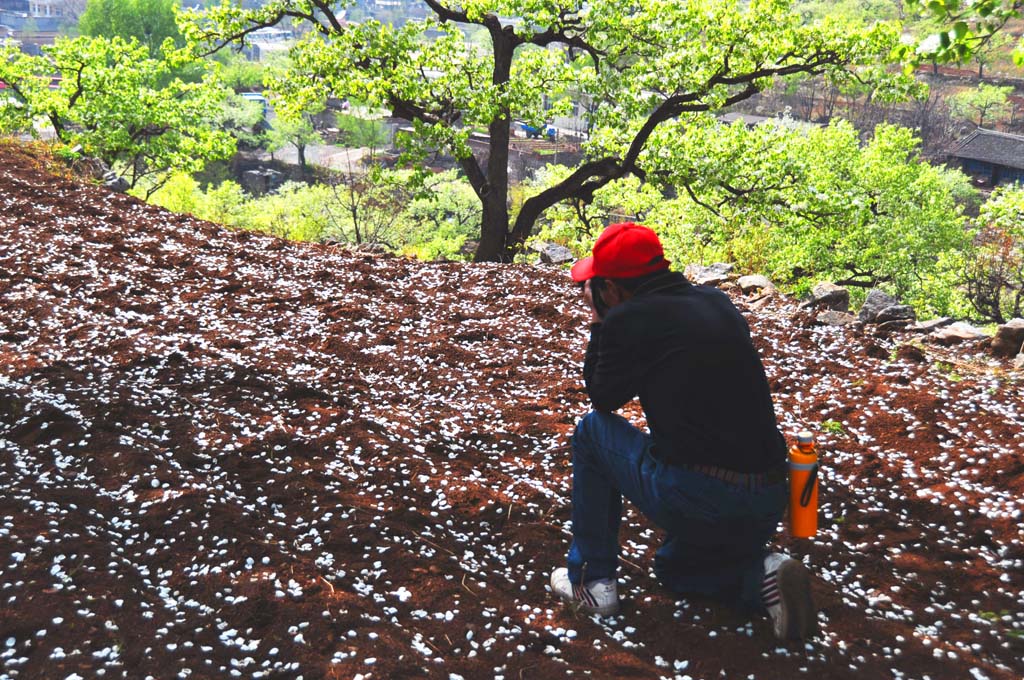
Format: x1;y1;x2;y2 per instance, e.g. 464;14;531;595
549;567;620;616
762;553;817;640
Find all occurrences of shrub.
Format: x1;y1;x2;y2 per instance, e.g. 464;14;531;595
965;186;1024;323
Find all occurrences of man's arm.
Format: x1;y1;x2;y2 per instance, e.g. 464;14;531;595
582;319;638;413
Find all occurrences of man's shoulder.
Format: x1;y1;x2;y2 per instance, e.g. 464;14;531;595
621;281;734;311
604;287;689;329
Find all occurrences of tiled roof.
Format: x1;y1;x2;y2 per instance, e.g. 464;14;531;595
949;128;1024;170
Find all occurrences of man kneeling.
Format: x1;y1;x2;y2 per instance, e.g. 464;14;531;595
550;222;816;640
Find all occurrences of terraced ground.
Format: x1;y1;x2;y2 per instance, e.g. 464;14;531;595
1;142;1022;680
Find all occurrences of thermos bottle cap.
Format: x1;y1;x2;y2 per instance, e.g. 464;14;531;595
797;430;813;445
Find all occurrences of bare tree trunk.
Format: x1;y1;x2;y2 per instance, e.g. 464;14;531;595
348;185;362;245
476;190;510;262
474;26;514;263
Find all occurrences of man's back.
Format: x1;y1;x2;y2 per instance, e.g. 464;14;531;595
584;272;786;472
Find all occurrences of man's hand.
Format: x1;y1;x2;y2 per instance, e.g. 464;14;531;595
583;280;603;324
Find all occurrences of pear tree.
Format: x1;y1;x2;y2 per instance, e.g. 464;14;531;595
0;36;234;196
183;0;904;262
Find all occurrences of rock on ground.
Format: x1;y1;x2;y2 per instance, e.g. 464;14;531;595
912;317;954;333
805;282;850;312
930;321;988;346
684;262;734;286
532;242;574;265
858;288;902;323
991;318;1024;358
737;274;774;294
815;310;857;327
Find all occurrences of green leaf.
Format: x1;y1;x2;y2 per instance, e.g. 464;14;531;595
1012;44;1024;67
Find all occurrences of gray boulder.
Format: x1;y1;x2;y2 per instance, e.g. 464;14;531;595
931;322;987;346
1013;353;1024;371
241;168;285;196
875;319;913;335
858;289;910;324
804;282;850;312
102;171;129;193
991;318;1024;358
874;305;917;325
815;310;857;327
533;242;574;265
737;274;774;294
685;262;734;286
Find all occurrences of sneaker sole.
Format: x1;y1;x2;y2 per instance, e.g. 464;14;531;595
775;560;817;640
558;592;620;617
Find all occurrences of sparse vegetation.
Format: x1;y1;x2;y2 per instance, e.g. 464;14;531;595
821;419;847;436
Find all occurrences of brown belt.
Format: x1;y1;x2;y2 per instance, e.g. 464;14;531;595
683;463;788;490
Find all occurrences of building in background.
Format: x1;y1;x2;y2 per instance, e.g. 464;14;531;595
950;128;1024;187
1;0;64;31
242;26;293;62
0;0;77;47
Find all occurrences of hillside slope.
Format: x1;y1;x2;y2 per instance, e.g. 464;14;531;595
1;143;1022;680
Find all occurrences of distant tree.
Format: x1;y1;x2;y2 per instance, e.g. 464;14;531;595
906;81;960;155
0;36;234;196
971;30;1014;78
242;181;333;240
182;0;906;262
320;112;403;248
399;169;481;258
335;114;389;151
781;72;841;122
266;111;322;171
214;92;266;148
212;50;265;91
80;0;184;56
322;166;413;247
949;83;1013;127
792;0;902;25
61;0;89;25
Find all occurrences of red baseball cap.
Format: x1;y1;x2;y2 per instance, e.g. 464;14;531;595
570;222;671;282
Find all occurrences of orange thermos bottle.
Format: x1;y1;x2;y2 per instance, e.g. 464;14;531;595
789;431;819;538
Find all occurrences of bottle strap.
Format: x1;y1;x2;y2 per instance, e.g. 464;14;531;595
799;463;819;508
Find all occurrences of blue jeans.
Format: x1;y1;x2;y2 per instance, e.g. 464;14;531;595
567;411;787;612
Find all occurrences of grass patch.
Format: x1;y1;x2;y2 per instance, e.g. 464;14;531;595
821;419;846;436
935;361;963;382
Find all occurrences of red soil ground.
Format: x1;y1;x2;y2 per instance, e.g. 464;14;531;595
1;142;1022;680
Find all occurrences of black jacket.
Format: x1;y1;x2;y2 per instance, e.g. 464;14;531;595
583;271;786;473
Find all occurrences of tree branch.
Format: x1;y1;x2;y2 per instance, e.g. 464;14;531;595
192;8;332;57
681;181;724;217
388;96;442;127
457;149;488;201
308;0;344;33
525;11;605;67
506;48;855;252
66;57;86;109
421;0;471;24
